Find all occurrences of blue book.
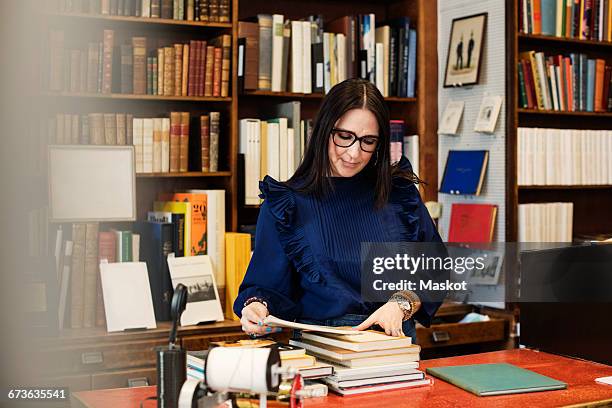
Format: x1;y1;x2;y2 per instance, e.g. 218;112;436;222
439;150;489;195
586;59;595;112
541;0;557;36
406;29;417;98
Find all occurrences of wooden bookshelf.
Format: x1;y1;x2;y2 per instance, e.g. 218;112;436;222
241;90;418;103
136;171;232;178
506;0;612;242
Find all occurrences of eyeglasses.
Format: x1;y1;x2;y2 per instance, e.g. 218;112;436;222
331;128;380;153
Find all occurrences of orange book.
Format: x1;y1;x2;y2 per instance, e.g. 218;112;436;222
159;192;207;256
564;57;573;111
594;59;605;112
533;0;542;34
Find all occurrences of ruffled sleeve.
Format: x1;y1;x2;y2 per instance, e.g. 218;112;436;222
232;177;302;320
391;156;448;327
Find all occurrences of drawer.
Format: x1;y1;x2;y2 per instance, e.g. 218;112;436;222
39;339;167;375
417;319;506;349
91;367;157;390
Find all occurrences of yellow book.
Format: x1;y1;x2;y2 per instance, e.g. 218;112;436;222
608;0;612;42
579;0;585;39
159;193;207;256
154;201;191;257
260;121;268;180
225;232;251;319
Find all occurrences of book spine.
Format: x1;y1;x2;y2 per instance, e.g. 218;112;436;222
220;35;231;97
70;223;87;329
161;117;170;172
157;47;164;95
169;111;181;172
179;112;190;171
96;231;116;327
188;40;197;96
212;46;222;97
132;37;147;95
163;46;175;96
182;44;190;96
102;30;114;94
200;114;210;172
103;113;117;144
120;44;134;94
209;111;219;171
204;45;214;96
219;0;229;22
258;14;272;90
174;43;183;96
82;223;99;328
116;113;127;145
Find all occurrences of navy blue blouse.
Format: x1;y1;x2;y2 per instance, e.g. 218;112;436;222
233;157;444;327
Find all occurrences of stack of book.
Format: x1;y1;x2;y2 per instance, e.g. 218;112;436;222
518;202;574;242
290;330;429;395
277;344;333;379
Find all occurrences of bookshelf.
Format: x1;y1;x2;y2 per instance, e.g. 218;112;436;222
506;0;612;241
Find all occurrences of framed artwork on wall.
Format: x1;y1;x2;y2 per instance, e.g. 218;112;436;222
443;13;487;88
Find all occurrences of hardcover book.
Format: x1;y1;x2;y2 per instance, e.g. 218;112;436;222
439;150;489;195
448;203;497;243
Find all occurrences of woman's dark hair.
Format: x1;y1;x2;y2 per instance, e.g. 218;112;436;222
289;78;420;208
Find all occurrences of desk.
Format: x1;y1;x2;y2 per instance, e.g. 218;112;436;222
72;349;612;408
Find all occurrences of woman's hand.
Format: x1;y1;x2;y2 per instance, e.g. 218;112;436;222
353;302;405;337
240;302;281;337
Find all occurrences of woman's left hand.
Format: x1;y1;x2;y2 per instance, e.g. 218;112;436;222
353;302;405;337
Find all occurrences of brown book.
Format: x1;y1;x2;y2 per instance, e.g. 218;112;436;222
116;113;127;145
161;0;173;18
169;111;181;172
79;49;87;92
87;42;99;93
150;0;161;17
163;46;175;96
181;43;190;96
157;47;165;95
209;111;219;171
96;231;116;327
204;45;215;96
89;113;105;145
200;114;210;172
188;40;197;96
218;0;229;22
132;37;147;95
174;44;183;96
102;30;114;94
70;223;87;329
199;0;209;21
198;41;207;96
71;114;80;144
238;22;259;91
214;34;231;97
82;223;99;328
212;47;222;97
602;66;611;112
103;113;117;145
49;30;65;92
179;112;190;172
208;0;219;22
126;114;134;145
595;59;605;112
327;16;356;80
80;114;90;144
121;44;134;94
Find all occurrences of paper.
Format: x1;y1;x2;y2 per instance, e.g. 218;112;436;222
474;95;503;133
438;100;464;135
167;254;224;325
263;315;363;335
99;261;156;332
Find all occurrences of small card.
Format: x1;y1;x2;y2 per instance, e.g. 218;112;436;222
474;95;503;133
438;100;465;135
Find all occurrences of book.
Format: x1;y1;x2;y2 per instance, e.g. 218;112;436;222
82;222;99;328
297;363;333;379
289;338;420;362
281;354;317;369
158;192;206;256
324;371;424;388
154;201;191;256
439;150;489;195
70;223;87;328
299;330;412;352
225;232;251;319
328;361;420;382
326;378;430;396
426;363;567;396
448;203;498;243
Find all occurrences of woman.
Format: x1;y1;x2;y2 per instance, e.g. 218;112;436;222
234;78;444;340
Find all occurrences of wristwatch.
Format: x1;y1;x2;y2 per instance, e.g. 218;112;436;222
388;291;420;321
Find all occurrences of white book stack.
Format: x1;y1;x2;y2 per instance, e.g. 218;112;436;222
518;128;612;185
518;202;574;242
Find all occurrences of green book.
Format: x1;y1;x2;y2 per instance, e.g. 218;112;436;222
426;363;567;397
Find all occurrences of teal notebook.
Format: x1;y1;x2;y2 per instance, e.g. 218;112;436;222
426;363;567;396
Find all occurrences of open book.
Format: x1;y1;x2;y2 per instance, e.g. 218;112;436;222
263;315;363;336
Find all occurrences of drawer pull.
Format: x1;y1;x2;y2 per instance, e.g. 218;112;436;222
432;331;451;343
81;351;103;365
128;377;150;387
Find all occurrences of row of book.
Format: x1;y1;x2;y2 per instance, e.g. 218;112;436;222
518;202;574;242
48;30;231;97
519;0;612;41
518;127;612;185
50;0;230;23
48;111;221;173
56;189;229;329
518;51;612;112
238;14;417;97
56;223;143;330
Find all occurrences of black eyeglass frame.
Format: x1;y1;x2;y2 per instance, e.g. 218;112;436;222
330;128;380;153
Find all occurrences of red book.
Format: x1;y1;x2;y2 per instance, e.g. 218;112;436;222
521;59;536;109
169;112;181;173
188;40;197;96
212;47;222;97
198;41;207;96
564;57;573;111
200;114;210;172
448;203;498;243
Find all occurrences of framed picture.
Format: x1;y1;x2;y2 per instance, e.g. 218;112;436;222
438;100;465;135
474;95;503;133
443;13;487;88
